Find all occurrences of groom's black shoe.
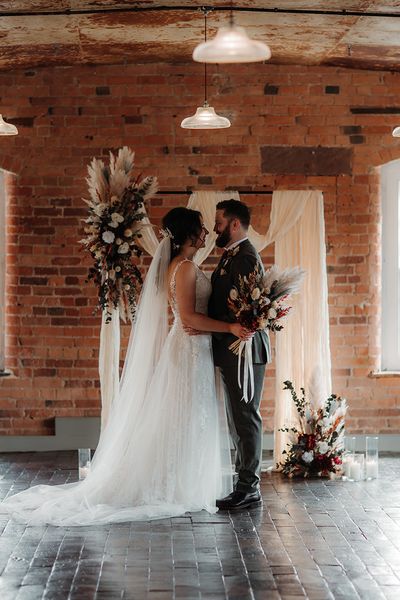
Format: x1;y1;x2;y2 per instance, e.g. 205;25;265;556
216;490;262;511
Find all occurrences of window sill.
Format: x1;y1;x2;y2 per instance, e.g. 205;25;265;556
369;370;400;378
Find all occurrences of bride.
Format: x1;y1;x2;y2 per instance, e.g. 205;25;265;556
1;207;251;525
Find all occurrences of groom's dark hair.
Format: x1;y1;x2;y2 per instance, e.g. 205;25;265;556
216;199;251;229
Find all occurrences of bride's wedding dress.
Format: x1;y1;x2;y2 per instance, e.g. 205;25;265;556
1;239;232;525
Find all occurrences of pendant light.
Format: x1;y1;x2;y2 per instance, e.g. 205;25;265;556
0;115;18;136
181;9;230;130
180;101;231;129
193;8;271;64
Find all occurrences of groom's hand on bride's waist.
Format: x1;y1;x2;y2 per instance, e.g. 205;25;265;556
183;325;204;336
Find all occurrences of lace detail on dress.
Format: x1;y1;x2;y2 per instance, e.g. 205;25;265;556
169;258;191;317
168;260;213;435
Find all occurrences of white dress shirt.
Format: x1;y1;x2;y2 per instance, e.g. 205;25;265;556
225;236;248;252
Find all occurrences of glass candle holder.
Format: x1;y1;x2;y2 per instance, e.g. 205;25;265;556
342;436;356;480
341;451;354;479
365;436;379;480
78;448;91;480
344;435;356;454
348;453;364;482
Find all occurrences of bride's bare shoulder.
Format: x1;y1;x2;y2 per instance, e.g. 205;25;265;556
168;258;196;283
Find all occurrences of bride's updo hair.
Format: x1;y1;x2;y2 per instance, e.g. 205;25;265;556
162;207;203;259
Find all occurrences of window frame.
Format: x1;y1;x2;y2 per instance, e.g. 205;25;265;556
0;170;5;372
381;159;400;371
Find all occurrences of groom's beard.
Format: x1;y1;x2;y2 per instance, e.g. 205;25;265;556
215;225;232;248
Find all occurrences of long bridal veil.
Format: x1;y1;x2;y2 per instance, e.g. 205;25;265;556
2;237;232;525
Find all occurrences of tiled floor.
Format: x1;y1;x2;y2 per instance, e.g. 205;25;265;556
1;452;400;599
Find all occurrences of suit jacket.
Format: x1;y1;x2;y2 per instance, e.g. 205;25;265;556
208;239;271;367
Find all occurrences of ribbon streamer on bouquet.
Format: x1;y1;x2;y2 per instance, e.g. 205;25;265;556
237;338;255;403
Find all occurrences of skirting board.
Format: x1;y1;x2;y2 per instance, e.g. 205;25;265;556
1;417;400;452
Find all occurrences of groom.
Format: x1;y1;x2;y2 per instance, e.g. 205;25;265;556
208;199;270;510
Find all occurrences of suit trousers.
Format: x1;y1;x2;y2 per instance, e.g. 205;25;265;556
220;363;266;493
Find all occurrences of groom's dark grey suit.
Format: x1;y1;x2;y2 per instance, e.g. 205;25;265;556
208;239;270;493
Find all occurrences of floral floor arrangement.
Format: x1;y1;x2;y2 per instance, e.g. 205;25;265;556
277;380;347;478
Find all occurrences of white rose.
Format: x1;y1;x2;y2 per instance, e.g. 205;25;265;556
124;229;133;237
302;451;314;464
268;307;277;319
111;212;124;223
124;284;130;291
251;288;261;301
108;221;118;228
102;230;115;244
317;441;329;454
271;301;278;309
229;289;238;300
115;266;121;272
116;238;122;245
118;242;130;254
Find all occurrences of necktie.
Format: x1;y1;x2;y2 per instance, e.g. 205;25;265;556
217;250;228;269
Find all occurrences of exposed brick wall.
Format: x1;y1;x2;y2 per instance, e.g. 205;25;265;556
1;62;400;436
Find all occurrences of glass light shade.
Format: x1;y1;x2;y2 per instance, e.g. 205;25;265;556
180;102;231;129
193;25;271;64
393;126;400;137
0;114;18;135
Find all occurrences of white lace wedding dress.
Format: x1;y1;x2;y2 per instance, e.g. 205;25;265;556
1;248;232;525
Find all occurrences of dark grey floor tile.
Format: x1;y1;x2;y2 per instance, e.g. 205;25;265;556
2;452;400;600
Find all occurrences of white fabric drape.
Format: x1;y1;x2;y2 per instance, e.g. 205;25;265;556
264;191;331;464
136;215;159;257
99;308;120;431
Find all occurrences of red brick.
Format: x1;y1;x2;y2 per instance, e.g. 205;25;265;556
0;63;397;435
